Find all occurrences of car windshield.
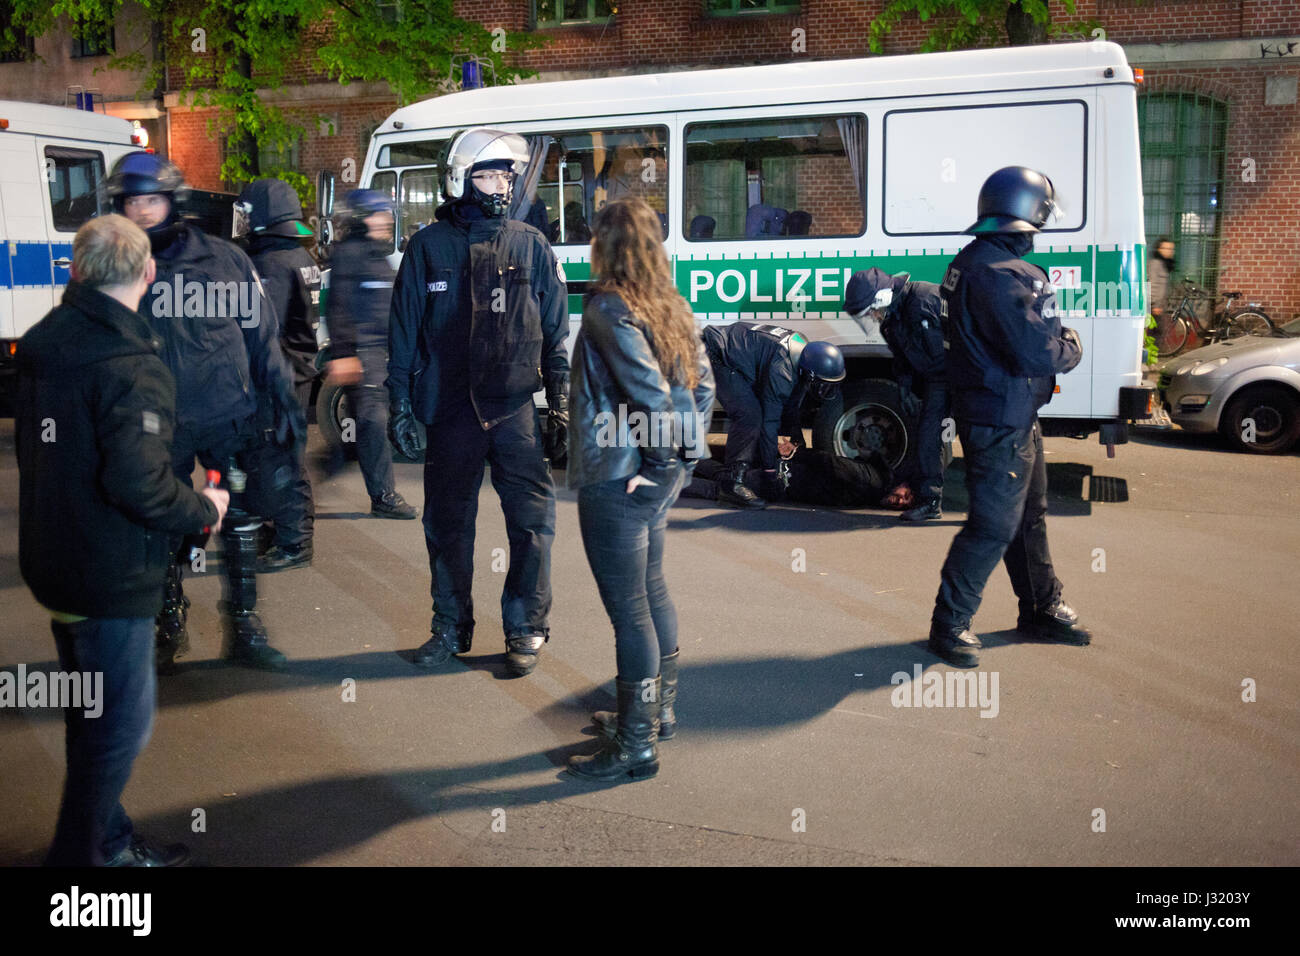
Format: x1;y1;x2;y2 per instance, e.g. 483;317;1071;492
1281;317;1300;336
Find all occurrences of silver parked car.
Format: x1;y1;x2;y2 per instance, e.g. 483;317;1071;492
1159;318;1300;454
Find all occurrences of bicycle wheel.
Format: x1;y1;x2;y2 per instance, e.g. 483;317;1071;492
1157;314;1190;357
1223;310;1274;339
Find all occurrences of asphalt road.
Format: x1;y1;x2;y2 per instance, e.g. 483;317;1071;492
1;419;1296;866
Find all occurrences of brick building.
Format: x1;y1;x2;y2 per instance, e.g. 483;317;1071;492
1;1;1296;318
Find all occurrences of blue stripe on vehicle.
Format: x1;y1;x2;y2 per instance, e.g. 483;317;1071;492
51;242;72;286
0;243;11;289
10;241;54;287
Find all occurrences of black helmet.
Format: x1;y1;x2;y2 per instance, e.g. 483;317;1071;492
799;341;846;399
236;178;312;238
106;151;186;210
337;188;395;236
967;166;1059;235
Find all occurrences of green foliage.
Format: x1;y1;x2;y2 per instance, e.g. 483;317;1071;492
8;0;544;188
1144;314;1159;366
868;0;1092;54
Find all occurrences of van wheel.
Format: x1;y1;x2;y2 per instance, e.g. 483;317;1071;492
315;381;355;459
1219;384;1300;454
812;378;911;468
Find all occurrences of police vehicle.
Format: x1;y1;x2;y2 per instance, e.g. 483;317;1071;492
325;42;1155;464
0;101;143;407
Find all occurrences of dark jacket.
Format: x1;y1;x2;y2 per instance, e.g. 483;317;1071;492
568;291;715;490
702;321;807;468
15;282;219;619
141;223;297;432
387;202;569;427
881;278;947;386
247;234;321;387
940;235;1082;429
327;233;394;359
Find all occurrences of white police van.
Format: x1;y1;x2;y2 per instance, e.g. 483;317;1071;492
335;41;1156;462
0;101;142;404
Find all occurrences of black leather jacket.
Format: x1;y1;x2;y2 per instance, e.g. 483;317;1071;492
568;291;715;490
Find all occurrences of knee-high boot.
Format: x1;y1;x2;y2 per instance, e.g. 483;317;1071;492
569;677;660;781
592;649;679;740
154;559;191;674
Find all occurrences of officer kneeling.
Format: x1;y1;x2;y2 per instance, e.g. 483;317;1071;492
929;166;1090;668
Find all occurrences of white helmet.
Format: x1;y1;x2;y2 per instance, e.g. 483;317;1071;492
441;127;529;201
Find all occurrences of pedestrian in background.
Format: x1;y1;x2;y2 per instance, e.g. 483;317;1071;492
322;189;415;519
1147;236;1176;351
566;197;715;782
15;215;228;865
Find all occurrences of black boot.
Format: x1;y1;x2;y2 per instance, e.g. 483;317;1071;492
371;491;417;519
413;622;471;667
900;497;942;521
1017;599;1091;645
221;516;287;671
716;461;767;510
593;649;679;740
154;561;191;675
928;623;981;668
505;630;547;676
569;677;660;781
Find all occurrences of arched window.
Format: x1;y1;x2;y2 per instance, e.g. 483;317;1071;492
1137;92;1228;292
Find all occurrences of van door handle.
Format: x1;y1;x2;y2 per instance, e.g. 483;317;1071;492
53;257;72;268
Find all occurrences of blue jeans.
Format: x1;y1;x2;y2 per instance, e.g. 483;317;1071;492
44;617;156;866
577;465;686;681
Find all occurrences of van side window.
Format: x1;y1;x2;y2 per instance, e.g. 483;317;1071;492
45;147;108;233
369;170;397;251
398;167;440;244
684;114;866;241
521;126;669;245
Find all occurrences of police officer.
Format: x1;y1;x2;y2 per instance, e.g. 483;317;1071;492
237;178;320;571
844;267;949;521
701;322;845;509
324;189;415;519
929;166;1089;668
387;128;568;677
108;152;303;672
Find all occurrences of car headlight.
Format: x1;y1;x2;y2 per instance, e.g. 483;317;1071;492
1178;395;1210;408
1190;357;1229;375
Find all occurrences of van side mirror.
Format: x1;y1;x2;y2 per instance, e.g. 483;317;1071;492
316;170;334;218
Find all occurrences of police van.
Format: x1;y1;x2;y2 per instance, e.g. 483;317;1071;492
0;101;144;406
340;41;1155;463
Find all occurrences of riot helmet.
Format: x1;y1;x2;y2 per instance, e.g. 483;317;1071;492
440;127;529;217
966;166;1061;235
106;151;188;249
798;341;846;400
236;178;313;239
337;188;395;238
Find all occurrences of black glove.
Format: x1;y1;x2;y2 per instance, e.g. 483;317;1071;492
544;375;569;469
899;388;922;419
1062;326;1082;353
389;398;425;460
269;383;306;449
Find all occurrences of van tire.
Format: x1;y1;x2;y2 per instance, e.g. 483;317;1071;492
315;381;425;463
812;378;911;469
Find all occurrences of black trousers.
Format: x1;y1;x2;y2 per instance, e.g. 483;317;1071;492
911;377;950;501
706;341;773;469
347;346;397;501
932;418;1062;630
262;381;315;549
422;399;555;639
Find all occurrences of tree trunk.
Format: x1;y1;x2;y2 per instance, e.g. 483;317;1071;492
1005;3;1049;46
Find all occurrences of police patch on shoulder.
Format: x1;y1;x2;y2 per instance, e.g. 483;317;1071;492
556;260;567;284
142;410;160;435
941;267;961;292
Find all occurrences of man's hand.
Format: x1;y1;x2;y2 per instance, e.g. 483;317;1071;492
544;408;568;468
389;398;425;460
899;389;922;418
777;437;797;459
1061;326;1082;353
201;486;230;533
626;473;658;494
326;356;363;386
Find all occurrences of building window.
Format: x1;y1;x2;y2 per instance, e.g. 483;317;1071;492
705;0;800;15
534;0;615;28
45;147;108;233
258;135;302;177
71;15;114;58
684;115;864;240
1138;92;1228;292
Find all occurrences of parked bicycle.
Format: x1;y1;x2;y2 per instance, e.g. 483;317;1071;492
1155;279;1274;358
